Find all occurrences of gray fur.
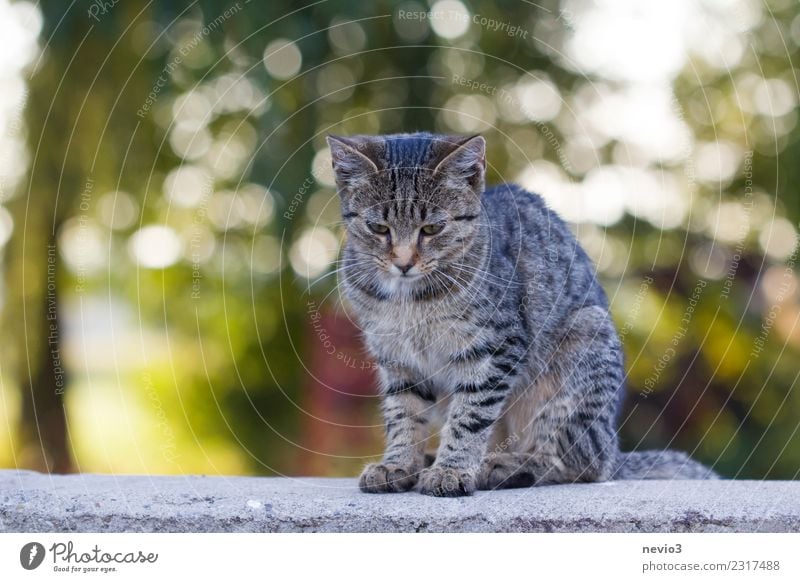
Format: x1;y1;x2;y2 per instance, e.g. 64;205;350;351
328;132;716;496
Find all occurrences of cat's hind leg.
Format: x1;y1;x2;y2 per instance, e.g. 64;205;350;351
477;306;623;490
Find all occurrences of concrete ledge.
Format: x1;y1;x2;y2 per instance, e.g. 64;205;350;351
1;470;799;532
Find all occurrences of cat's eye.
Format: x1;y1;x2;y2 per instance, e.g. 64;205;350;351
420;223;444;236
367;222;390;235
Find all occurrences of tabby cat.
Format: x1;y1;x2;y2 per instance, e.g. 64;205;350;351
327;132;716;497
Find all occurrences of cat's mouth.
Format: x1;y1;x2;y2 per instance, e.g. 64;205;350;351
377;266;428;296
391;271;424;282
390;269;423;280
387;261;431;280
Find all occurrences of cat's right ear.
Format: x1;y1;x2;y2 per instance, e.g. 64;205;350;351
431;135;486;193
327;135;378;193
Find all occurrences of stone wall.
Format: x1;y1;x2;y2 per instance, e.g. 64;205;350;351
2;471;798;532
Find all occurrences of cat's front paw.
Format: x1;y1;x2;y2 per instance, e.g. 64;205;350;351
417;466;476;497
359;462;417;493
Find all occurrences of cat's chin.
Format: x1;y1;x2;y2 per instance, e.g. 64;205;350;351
379;272;425;296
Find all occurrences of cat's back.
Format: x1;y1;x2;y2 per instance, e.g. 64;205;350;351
482;182;608;311
481;182;570;244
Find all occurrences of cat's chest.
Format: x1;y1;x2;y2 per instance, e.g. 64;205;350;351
364;307;474;382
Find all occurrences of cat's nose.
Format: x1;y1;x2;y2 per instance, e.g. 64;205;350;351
391;245;416;275
393;244;413;262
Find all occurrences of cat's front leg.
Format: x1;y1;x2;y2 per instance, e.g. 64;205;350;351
418;376;511;497
360;369;435;493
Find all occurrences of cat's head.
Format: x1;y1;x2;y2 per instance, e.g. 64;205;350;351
327;132;486;296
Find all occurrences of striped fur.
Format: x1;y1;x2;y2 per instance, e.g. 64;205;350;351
328;132;715;497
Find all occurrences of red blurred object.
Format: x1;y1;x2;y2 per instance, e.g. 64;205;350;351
295;305;383;476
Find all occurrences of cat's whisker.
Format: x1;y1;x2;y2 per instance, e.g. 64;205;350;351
428;269;472;301
307;265;364;289
305;259;374;290
344;249;383;261
451;263;523;287
318;268;373;309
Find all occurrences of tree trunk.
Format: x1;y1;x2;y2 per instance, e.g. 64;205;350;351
7;222;72;473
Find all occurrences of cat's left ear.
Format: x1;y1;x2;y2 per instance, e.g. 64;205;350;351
327;135;379;193
432;135;486;191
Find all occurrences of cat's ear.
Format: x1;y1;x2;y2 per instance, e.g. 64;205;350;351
327;135;379;192
431;135;486;191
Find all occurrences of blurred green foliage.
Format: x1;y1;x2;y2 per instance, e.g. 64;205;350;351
0;0;798;478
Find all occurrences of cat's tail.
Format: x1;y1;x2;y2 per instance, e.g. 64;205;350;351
613;450;718;480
